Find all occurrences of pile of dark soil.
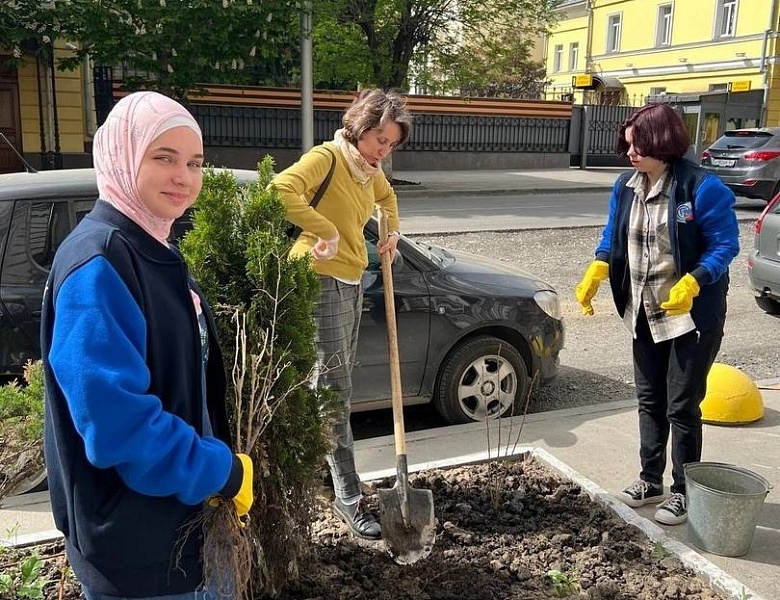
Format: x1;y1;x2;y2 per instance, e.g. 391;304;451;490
2;458;725;600
285;457;723;600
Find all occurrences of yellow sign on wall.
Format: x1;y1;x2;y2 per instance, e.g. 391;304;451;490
572;74;593;89
730;80;752;92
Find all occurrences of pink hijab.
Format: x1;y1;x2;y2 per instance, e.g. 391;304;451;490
93;91;202;245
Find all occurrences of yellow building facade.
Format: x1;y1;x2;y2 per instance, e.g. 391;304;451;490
0;42;93;173
544;0;780;143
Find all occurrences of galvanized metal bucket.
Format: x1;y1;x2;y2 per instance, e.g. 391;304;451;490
684;462;772;557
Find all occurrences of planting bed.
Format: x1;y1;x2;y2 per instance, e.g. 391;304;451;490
1;457;727;600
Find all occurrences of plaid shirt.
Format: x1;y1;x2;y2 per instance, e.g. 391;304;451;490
623;169;696;343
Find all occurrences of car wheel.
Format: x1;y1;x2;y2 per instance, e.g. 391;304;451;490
434;336;529;424
755;295;780;315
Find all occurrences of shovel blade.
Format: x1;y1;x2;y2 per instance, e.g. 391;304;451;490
378;484;436;565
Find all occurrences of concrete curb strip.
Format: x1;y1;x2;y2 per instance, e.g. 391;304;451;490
362;446;765;600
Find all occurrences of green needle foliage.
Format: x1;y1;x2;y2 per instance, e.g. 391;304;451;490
180;157;339;596
0;360;45;501
0;361;44;441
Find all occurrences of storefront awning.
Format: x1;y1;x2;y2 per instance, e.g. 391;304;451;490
592;75;623;89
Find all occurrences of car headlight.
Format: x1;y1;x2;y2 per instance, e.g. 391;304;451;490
534;290;561;320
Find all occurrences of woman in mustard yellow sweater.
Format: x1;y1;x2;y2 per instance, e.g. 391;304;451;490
274;89;411;540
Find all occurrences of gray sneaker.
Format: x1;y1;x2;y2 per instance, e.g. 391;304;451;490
616;480;665;508
655;493;687;525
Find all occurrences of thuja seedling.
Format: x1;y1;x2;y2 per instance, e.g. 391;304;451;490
652;540;669;558
546;569;580;597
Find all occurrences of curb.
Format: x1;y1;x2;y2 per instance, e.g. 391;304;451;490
1;529;62;549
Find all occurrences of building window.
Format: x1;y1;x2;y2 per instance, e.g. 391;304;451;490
569;42;579;71
649;87;667;96
553;44;563;72
656;4;673;46
709;83;728;92
606;14;622;53
716;0;737;38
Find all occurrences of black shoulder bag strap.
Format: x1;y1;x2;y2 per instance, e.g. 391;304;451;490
288;147;336;239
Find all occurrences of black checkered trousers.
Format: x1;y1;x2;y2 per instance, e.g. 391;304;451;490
312;276;364;501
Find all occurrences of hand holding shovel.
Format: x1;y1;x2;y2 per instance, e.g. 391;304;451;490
376;208;436;565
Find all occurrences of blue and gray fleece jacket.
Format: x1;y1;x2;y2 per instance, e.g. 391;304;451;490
595;158;740;332
41;201;242;596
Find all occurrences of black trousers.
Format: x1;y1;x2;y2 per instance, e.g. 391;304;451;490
632;309;723;494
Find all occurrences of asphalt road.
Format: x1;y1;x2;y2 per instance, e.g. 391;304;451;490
352;195;774;439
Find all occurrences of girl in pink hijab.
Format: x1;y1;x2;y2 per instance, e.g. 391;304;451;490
41;91;253;599
93;90;203;245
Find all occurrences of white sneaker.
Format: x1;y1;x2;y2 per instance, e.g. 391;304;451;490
655;493;687;525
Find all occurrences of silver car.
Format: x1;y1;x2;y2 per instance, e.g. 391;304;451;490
748;193;780;313
701;127;780;202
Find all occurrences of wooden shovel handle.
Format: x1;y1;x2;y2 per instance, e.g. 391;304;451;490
378;208;406;457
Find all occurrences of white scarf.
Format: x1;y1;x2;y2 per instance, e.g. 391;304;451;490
331;128;379;186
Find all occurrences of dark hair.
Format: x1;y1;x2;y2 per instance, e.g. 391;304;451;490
342;89;412;147
616;103;690;162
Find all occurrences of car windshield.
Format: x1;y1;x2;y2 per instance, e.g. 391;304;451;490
710;131;775;151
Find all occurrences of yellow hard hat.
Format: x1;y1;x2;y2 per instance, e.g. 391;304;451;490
701;363;764;425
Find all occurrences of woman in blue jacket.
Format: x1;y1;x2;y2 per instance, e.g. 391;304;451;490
575;103;739;526
41;91;253;598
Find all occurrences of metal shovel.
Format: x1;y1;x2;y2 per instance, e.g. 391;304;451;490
376;208;436;565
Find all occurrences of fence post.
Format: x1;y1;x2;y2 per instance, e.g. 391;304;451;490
579;104;590;170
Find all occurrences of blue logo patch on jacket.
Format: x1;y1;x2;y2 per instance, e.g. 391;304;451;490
676;202;694;223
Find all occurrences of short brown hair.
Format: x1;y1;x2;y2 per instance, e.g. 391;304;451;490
616;103;690;162
342;89;412;147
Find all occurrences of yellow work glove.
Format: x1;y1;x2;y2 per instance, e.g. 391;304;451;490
575;260;609;316
232;453;254;518
660;273;700;316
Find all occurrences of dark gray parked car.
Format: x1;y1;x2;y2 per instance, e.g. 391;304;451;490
0;168;564;424
748;192;780;314
701;127;780;201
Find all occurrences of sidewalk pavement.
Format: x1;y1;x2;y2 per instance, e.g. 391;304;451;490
2;381;778;600
393;166;622;198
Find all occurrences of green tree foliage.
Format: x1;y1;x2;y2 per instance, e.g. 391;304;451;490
63;0;300;98
312;17;373;90
314;0;558;91
416;26;551;98
0;0;61;67
180;157;339;595
0;0;300;99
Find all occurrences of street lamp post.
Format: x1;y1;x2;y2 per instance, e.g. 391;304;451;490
300;0;314;153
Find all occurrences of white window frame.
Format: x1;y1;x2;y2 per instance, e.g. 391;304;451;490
569;42;579;71
606;13;622;53
655;4;673;47
553;44;563;72
715;0;737;38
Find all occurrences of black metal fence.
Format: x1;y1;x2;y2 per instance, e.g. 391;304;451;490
191;104;570;154
405;114;569;153
583;104;636;156
192;105;342;148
